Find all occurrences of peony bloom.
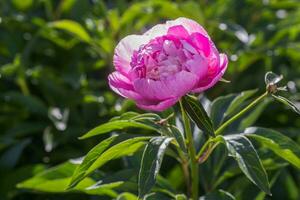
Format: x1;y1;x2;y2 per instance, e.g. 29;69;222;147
108;17;228;111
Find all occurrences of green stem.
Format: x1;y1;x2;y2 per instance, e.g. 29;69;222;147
215;91;268;135
179;100;199;200
196;136;222;160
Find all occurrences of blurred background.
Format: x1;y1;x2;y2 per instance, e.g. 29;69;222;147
0;0;299;199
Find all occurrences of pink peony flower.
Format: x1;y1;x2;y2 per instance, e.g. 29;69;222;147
108;17;228;111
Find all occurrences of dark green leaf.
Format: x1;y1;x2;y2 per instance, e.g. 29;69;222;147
225;89;258;117
182;95;215;137
210;94;236;128
138;137;173;198
169;125;187;153
272;95;300;115
223;135;270;194
199;190;236;200
244;127;300;169
238;99;270;130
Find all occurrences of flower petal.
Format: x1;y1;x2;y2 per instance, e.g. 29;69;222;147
167;25;189;38
167;17;209;36
113;34;149;75
133;78;174;100
192;53;228;93
136;97;179;111
133;71;198;100
144;17;208;39
185;54;208;79
189;32;211;57
108;72;142;100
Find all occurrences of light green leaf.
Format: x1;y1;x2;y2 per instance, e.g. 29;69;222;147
79;120;156;139
272;95;300;115
175;194;188;200
182;95;215;137
223;135;270;194
138;137;173;198
70;136;150;187
116;192;138;200
48;20;91;43
69;135;119;188
244;127;300;169
80;113;163;139
17;161;122;197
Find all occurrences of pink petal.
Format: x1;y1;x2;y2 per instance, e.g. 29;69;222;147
167;25;189;38
108;72;142;100
133;71;198;100
185;54;208;79
133;78;175;100
189;33;211;57
166;17;209;37
113;35;149;75
143;17;208;39
192;53;228;93
136;97;179;111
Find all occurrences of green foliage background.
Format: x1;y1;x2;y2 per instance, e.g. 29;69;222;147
0;0;299;199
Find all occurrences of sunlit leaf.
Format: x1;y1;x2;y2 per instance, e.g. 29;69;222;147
245;127;300;169
48;20;91;43
70;136;150;188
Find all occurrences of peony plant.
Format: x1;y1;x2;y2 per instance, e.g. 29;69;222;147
18;18;300;200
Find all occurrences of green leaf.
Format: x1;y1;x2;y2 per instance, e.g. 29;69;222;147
169;125;187;153
175;194;188;200
69;135;119;188
182;95;215;137
17;161;121;196
210;94;236;128
200;190;236;200
48;20;91;43
138;137;173;198
272;95;300;115
244;127;300;169
225;89;258;117
79;113;163;139
223;135;270;194
79;120;155;139
117;192;138;200
238;99;270;130
71;136;149;187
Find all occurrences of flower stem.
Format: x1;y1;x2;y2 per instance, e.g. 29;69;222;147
215;91;268;135
179;100;199;200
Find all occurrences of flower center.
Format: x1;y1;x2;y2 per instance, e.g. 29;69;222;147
129;36;197;80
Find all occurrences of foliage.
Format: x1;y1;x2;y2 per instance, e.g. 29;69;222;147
1;0;300;200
